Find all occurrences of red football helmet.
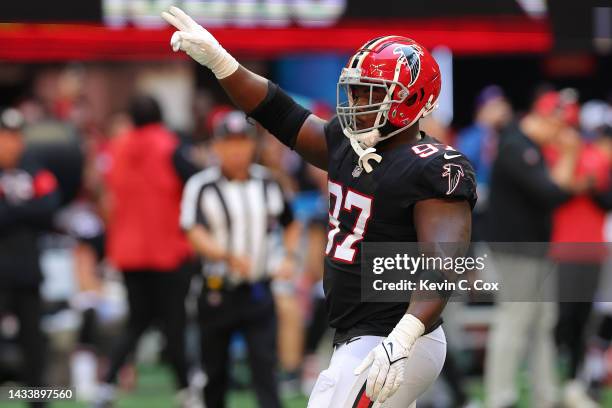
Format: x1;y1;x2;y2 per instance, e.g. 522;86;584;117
337;36;441;143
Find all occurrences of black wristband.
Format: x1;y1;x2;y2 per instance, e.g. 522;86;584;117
248;81;311;150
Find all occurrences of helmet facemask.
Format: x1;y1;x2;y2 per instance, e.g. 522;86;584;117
336;67;413;173
337;67;411;141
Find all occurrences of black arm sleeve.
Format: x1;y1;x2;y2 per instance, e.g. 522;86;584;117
248;81;311;150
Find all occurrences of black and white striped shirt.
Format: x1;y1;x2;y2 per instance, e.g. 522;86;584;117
180;164;292;283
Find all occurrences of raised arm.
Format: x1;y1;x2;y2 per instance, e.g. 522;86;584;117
162;7;328;169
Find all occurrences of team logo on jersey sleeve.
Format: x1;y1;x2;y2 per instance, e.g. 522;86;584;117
442;163;464;195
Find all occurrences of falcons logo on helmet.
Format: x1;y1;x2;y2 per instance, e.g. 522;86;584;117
393;45;423;86
442;163;464;195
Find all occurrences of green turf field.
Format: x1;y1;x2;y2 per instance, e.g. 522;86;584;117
2;363;611;407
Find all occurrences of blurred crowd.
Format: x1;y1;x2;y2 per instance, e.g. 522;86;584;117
1;64;612;408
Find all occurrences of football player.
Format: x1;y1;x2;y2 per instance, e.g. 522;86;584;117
162;7;476;407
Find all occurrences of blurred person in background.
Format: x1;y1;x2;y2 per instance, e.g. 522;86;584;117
576;99;612;404
56;111;134;401
180;110;300;408
289;162;330;396
20;72;86;207
253;101;331;397
547;98;612;408
258;128;305;396
457;85;513;240
94;95;199;408
484;90;582;408
0;107;62;408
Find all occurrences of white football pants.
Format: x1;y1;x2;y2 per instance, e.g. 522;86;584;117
307;326;446;408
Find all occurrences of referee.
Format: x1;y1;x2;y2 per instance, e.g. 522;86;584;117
180;110;299;408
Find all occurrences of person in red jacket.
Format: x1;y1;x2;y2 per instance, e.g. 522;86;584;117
546;100;612;408
95;95;199;408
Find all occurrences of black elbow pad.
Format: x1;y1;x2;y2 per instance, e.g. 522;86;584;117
248;81;311;149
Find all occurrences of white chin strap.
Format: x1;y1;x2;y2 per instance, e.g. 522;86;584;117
343;124;405;174
346;130;382;173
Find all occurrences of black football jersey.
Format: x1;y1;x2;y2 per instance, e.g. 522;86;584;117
322;117;477;343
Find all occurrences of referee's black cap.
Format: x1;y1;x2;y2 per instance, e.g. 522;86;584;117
212;110;256;140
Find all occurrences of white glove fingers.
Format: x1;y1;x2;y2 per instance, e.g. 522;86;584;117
393;370;404;393
377;368;397;403
161;6;237;77
365;360;380;398
161;10;189;31
170;31;203;52
169;6;201;32
175;31;202;43
371;364;388;401
354;351;374;375
170;31;183;52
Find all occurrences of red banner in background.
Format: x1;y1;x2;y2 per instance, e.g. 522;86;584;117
0;16;551;61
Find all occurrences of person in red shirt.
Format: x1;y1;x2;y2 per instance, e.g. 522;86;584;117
544;99;611;408
95;95;199;408
548;100;612;407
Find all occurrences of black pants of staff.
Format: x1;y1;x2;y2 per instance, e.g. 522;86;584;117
0;286;47;408
556;262;601;379
199;281;280;408
104;262;192;389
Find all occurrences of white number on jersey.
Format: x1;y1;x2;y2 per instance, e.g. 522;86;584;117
325;180;373;263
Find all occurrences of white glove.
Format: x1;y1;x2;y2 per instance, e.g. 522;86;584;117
161;6;239;79
354;314;425;403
